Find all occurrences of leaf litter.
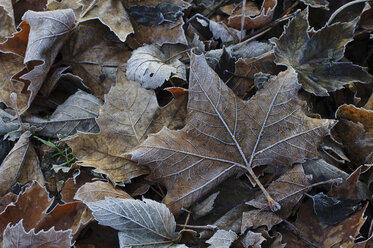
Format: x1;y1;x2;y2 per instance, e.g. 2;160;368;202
0;0;372;247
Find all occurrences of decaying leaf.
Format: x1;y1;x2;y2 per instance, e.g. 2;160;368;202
333;104;373;165
15;9;75;113
193;191;220;219
67;69;186;182
130;52;334;214
272;8;373;96
126;44;186;89
206;230;238;248
74;181;131;202
242;164;310;232
300;0;329;9
60;21;132;99
0;131;45;196
227;0;277;30
25;90;102;138
0;182;52;236
86;197;179;248
0;53;25;110
0;0;16;42
2;220;73;248
241;231;266;248
78;0;133;42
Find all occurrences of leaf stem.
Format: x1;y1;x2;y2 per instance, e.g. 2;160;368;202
240;0;246;41
176;224;216;230
327;0;373;25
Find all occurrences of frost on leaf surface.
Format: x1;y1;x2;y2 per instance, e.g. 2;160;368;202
130;51;334;214
2;220;73;248
86;197;178;248
126;44;186;89
272;8;373;96
206;230;238;248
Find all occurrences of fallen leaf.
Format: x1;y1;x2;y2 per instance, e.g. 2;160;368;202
241;231;266;248
242;164;310;232
193;191;220;219
12;0;47;23
126;44;186;89
333;104;373;165
25;90;102;138
0;182;52;236
0;53;26;109
206;230;238;248
272;8;373;96
0;21;30;57
60;21;132;99
300;0;329;9
227;0;277;30
67;69;186;182
74;181;131;202
0;0;16;42
3;220;73;248
86;198;179;247
130;52;334;214
78;0;133;42
0;131;45;196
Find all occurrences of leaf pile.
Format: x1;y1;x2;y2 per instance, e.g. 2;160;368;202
0;0;372;247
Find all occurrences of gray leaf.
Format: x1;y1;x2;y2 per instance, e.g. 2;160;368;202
86;197;178;248
25;90;102;138
300;0;329;9
126;44;186;89
206;230;238;248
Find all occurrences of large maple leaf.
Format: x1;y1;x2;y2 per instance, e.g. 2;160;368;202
130;52;335;214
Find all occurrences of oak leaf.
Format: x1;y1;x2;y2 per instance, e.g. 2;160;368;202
2;220;73;248
130;52;334;214
272;8;373;96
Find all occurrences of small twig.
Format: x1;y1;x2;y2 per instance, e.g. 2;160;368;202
240;0;247;41
150;186;164;199
327;0;373;25
176;224;216;230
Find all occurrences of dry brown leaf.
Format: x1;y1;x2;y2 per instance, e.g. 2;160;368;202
0;131;45;196
78;0;133;42
242;164;309;232
61;21;131;99
67;69;187;182
2;9;76;114
227;0;277;30
333;104;373;165
3;220;73;248
13;0;47;23
0;182;52;236
0;21;30;57
130;52;334;214
241;231;266;248
74;181;131;202
0;192;17;213
0;53;26;109
131;16;188;46
0;0;16;42
282;202;368;247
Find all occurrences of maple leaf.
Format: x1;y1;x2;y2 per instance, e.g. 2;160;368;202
130;52;334;214
272;8;373;96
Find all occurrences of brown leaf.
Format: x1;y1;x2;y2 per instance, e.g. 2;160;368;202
0;182;52;236
74;181;131;202
67;69;186;182
0;131;45;196
3;220;73;248
78;0;133;42
272;8;373;96
130;52;334;214
242;164;310;232
283;201;368;247
4;9;75;113
13;0;47;23
333;104;373;165
0;0;16;42
61;21;131;99
227;0;277;30
0;53;26;109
